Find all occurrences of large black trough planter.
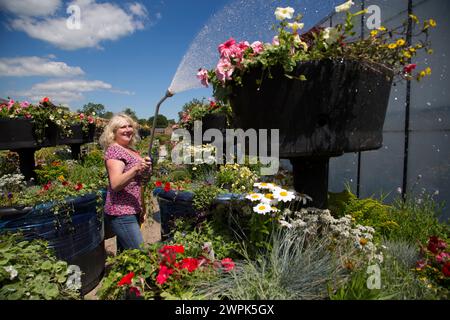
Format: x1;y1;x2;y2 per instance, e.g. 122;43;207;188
0;118;54;149
228;59;394;208
0;191;106;296
188;113;228;144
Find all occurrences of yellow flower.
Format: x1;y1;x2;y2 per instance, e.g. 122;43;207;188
416;43;423;49
409;47;416;53
396;39;406;46
370;30;378;37
427;49;434;55
409;14;419;24
420;71;426;78
388;43;397;49
58;175;65;182
425;67;432;75
359;238;368;246
403;51;412;59
429;19;437;27
377;26;387;31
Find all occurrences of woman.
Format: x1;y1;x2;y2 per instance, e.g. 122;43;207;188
99;113;152;251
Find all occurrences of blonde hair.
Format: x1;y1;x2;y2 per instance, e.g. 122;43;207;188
99;113;140;149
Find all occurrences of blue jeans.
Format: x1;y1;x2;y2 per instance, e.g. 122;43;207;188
105;214;144;251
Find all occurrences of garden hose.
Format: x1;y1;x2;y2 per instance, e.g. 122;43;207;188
140;89;174;228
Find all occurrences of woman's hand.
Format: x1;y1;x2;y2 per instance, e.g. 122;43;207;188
134;156;152;176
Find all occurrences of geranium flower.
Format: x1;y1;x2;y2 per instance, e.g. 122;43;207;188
20;101;30;108
442;262;450;277
118;272;135;286
215;58;235;83
218;38;237;58
274;7;294;21
181;258;199;273
129;286;141;297
404;63;417;74
41;97;50;103
335;0;354;13
164;182;171;192
221;258;235;272
253;202;272;214
436;252;450;263
156;265;174;285
155;181;162;188
197;68;209;87
75;183;83;191
251;41;264;55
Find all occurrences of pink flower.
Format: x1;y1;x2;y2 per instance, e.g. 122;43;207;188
79;113;85;120
436;252;450;263
251;41;264;55
41;97;49;104
416;259;427;270
88;115;94;124
218;38;237;58
20;101;30;108
197;68;209;88
221;258;235;272
7;99;14;110
215;58;235;83
237;41;250;51
25;113;32;119
272;36;280;46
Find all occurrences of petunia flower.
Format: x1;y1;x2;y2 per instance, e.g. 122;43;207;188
274;7;295;21
335;0;355;13
221;258;235;272
215;58;235;83
118;272;135;286
197;68;209;87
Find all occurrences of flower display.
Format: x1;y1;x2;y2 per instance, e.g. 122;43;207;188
197;5;436;102
415;236;450;288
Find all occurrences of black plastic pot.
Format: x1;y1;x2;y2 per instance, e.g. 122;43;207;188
56;124;95;145
228;59;394;208
0;118;54;149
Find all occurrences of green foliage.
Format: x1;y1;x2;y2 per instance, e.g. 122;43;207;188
172;219;239;260
34;162;69;185
148;114;169;128
78;102;106;117
121;108;138;121
192;184;222;211
215;164;258;194
194;227;348;300
169;169;192;182
0;233;80;300
81;148;105;168
157;134;171;145
0;151;20;176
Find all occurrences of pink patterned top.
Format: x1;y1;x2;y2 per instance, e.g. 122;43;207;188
104;144;143;216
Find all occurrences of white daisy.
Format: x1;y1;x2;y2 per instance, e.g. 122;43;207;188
273;189;296;203
245;193;264;202
253;203;272;215
254;182;275;190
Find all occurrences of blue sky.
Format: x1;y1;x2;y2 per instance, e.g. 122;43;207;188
0;0;338;120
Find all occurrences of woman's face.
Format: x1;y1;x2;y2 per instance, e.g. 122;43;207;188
114;121;134;146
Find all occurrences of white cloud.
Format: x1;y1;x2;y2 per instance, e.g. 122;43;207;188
8;0;149;50
0;0;61;16
0;56;85;77
16;79;131;105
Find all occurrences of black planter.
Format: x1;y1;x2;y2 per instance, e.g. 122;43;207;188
57;124;95;145
0;118;54;149
229;59;394;157
188;113;228;147
228;59;394;208
0;206;33;221
0;192;106;295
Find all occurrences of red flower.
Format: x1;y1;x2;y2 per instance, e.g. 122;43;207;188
129;286;141;297
41;97;50;103
164;182;171;192
43;182;52;191
403;63;417;74
443;262;450;277
427;236;446;254
181;258;199;273
221;258;235;272
159;245;185;264
62;181;69;187
155;181;162;188
156;265;174;285
74;183;83;191
117;272;135;286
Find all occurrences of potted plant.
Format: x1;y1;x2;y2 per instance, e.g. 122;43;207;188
197;3;436;207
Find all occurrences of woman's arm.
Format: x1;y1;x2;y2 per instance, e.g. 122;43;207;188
106;159;146;192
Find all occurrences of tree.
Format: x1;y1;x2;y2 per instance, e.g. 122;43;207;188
103;111;114;120
122;108;138;121
78;103;105;117
148;114;169;128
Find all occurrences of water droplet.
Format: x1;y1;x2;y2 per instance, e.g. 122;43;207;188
384;146;389;149
350;179;353;183
437;149;440;152
438;118;442;122
426;102;431;106
394;97;398;101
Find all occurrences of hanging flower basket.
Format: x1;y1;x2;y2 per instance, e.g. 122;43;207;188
228;59;394;158
0;118;55;150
